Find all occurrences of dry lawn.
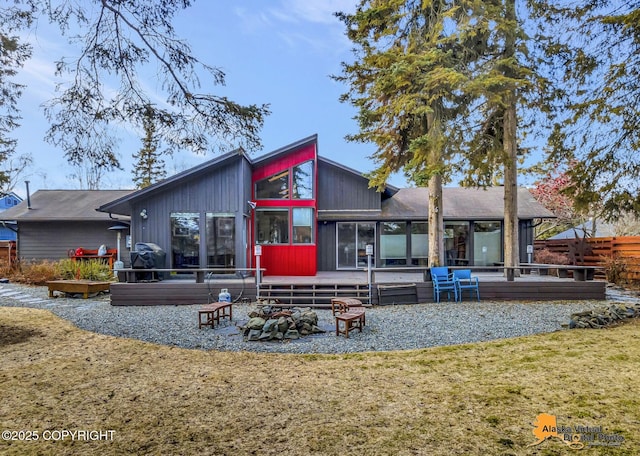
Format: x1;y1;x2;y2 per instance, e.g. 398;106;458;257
0;306;638;456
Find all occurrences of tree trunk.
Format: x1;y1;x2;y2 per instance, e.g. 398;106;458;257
428;173;444;266
503;0;519;277
503;98;519;272
425;110;444;267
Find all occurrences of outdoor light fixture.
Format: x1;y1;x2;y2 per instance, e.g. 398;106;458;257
247;201;257;210
140;209;148;219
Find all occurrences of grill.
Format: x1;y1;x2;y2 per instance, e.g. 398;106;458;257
130;242;166;281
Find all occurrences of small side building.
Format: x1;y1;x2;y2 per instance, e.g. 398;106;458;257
0;190;133;262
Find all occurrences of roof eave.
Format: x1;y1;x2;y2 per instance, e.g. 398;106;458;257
98;150;246;214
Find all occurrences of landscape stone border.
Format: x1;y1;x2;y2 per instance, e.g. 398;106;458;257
567;303;640;329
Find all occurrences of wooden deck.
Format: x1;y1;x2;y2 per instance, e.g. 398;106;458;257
109;271;607;307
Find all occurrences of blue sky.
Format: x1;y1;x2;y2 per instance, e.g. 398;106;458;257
13;0;405;197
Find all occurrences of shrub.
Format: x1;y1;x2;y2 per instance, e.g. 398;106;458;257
6;258;115;285
9;259;62;285
57;258;114;282
601;255;628;285
0;260;18;278
534;248;570;265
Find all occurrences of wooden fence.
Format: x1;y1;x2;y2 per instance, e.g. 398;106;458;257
535;236;640;282
0;240;17;268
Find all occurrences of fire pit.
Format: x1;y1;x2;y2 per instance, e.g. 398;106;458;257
241;306;325;342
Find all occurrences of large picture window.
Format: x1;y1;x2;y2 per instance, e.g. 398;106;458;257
170;212;200;268
256;209;289;244
206;214;235;268
380;222;406;266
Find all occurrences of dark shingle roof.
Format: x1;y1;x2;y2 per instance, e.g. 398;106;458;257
0;190;134;222
380;187;555;220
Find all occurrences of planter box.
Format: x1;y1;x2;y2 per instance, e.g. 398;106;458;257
377;283;418;305
46;280;111;298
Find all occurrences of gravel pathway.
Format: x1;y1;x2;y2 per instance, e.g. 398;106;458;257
1;282;638;354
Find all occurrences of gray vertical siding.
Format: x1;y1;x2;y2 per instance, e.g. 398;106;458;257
17;221;131;264
237;158;253;269
129;156;250;268
317;160;380;211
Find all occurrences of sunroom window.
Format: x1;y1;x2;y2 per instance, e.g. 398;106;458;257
255;160;314;200
256;209;289;244
255;170;289;199
293;208;313;244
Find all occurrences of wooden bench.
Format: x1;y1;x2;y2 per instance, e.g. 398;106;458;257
520;263;600;281
46;280;112;298
331;297;367;315
198;302;233;329
70;248;118;269
332;298;366;338
335;311;365;338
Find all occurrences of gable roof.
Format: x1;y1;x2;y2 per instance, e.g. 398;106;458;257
86;134;552;222
380;187;555;220
0;190;134;222
549;219;615;239
98;135;322;216
251;134;318;168
98;148;248;216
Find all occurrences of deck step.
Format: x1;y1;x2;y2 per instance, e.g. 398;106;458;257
259;283;371;308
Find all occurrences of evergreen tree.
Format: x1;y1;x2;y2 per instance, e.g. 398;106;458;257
0;25;31;190
132;105;166;189
335;0;488;266
336;0;554;268
455;0;554;271
533;1;640;220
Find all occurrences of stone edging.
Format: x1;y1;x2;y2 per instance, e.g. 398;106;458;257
568;303;640;329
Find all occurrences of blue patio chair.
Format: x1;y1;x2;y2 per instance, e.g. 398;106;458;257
430;266;458;302
453;269;480;302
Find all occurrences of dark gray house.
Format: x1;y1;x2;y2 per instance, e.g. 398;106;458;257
96;135;553;276
0;135;553;274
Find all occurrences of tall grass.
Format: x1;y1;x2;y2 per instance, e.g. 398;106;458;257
56;258;114;281
0;258;114;285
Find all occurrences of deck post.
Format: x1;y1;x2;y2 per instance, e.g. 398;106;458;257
366;244;373;304
255;245;262;300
